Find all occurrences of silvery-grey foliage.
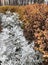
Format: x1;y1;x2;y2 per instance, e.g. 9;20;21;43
0;11;43;65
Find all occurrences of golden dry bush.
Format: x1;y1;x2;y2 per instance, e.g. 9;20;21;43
0;6;19;13
22;4;48;65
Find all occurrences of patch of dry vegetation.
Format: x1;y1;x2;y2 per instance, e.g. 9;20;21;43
22;4;48;65
0;6;19;13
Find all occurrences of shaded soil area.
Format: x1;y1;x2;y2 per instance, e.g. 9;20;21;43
0;19;2;32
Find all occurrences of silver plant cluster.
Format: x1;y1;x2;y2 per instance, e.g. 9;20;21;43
0;11;43;65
